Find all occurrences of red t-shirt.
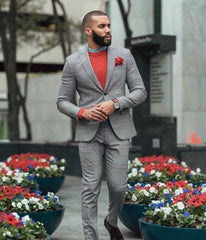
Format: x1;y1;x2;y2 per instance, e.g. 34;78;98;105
88;49;107;89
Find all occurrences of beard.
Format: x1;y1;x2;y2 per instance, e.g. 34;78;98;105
92;30;112;47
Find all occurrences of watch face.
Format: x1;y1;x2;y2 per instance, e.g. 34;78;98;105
114;101;119;109
112;99;120;110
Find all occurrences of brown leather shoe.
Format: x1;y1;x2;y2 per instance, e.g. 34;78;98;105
104;217;124;240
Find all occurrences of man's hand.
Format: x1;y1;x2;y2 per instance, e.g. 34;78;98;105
94;100;114;116
82;106;108;122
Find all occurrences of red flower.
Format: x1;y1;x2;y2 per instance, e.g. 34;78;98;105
115;56;124;66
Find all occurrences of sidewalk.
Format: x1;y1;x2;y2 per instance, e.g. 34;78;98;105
51;175;142;240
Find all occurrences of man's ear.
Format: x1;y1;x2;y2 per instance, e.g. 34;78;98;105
84;27;92;37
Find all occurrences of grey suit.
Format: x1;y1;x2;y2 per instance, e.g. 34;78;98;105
57;46;146;240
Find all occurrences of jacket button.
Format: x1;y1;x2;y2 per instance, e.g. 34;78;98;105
104;93;107;96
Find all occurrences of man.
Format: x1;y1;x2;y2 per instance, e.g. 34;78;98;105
57;10;147;240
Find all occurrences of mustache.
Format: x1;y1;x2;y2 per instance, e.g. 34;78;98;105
104;34;112;38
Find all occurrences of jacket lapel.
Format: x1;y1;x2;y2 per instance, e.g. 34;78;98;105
79;47;103;90
105;47;115;90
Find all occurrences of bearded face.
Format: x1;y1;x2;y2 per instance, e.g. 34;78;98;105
92;30;112;47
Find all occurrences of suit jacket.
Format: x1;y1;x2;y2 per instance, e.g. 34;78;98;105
57;46;147;142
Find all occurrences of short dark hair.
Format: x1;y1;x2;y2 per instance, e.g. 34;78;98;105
82;10;107;29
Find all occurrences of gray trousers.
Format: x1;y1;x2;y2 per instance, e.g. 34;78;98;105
79;120;129;240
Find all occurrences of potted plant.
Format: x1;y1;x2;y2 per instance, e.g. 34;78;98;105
0;212;49;239
0;185;65;235
120;179;193;235
140;183;206;240
4;153;67;194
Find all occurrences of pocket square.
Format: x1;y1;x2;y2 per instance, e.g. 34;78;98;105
115;56;124;66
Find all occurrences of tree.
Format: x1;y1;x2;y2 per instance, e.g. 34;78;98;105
0;0;20;140
117;0;133;39
0;0;78;141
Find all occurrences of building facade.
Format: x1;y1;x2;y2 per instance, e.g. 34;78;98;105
0;0;206;145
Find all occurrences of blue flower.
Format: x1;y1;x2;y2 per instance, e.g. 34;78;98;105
53;196;58;202
150;203;157;210
44;195;50;200
158;202;165;208
142;172;150;176
28;164;34;169
27;174;35;180
183;211;190;218
183;189;190;193
35;190;42;196
17;195;23;200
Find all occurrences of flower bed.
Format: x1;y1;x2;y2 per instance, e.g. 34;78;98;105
128;155;206;184
0;212;47;240
4;153;66;177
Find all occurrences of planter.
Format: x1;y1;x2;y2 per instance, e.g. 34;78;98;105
127;181;137;186
18;204;65;235
44;234;50;240
36;175;65;195
119;203;147;237
139;217;206;240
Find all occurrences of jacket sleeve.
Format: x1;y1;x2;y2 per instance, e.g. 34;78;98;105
56;58;80;120
117;50;147;111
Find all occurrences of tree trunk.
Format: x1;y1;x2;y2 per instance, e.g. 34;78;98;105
117;0;132;39
0;0;20;140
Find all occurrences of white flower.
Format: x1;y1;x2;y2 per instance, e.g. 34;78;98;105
163;189;170;194
139;167;145;173
131;168;138;176
22;199;29;205
17;202;22;209
181;161;188;167
2;176;9;182
175;188;184;196
156;171;162;178
157;182;166;187
168;158;174;163
132;194;137;202
149;187;157;194
12;212;20;220
61;158;66;164
11;202;16;207
154;208;161;215
151;170;155;175
50;156;55;161
175;201;185;210
4;231;12;237
132;157;142;167
21;215;31;223
37;203;44;210
196;168;201;173
60;166;65;171
29;197;39;204
161;207;172;216
142;189;149;196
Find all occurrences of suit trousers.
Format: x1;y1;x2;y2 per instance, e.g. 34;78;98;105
78;120;129;240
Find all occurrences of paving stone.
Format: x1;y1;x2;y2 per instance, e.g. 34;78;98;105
51;175;142;240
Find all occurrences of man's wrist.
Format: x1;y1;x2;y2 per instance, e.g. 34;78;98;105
78;108;86;120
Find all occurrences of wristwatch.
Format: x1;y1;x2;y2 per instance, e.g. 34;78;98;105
112;98;120;110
